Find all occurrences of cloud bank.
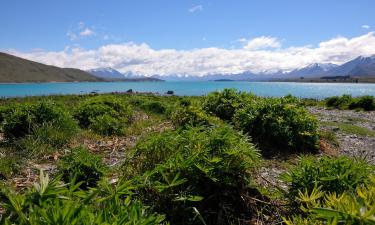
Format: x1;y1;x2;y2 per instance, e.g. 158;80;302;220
6;32;375;76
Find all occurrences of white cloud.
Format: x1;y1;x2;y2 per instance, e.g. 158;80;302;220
362;25;370;29
66;22;95;41
7;32;375;76
240;36;281;50
189;5;203;13
80;28;94;36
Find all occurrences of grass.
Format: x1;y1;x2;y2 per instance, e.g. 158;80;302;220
320;121;375;137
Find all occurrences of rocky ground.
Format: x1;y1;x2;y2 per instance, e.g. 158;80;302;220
309;106;375;164
256;107;375;200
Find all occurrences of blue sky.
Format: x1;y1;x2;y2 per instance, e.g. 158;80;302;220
1;0;375;75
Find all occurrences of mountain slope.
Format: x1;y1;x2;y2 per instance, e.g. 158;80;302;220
0;52;103;83
287;63;338;78
329;55;375;76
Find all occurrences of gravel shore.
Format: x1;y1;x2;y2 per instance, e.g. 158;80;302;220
309;107;375;164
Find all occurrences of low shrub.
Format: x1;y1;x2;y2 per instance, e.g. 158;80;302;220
0;101;77;158
171;105;217;128
203;88;250;121
126;125;260;224
282;156;374;206
325;94;353;109
349;95;375;111
58;146;105;189
140;100;167;114
74;96;132;135
3;101;76;139
233;97;319;153
325;94;375;111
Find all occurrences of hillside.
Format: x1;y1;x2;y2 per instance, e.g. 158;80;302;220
0;52;103;83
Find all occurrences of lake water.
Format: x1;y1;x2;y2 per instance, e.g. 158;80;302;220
1;81;375;99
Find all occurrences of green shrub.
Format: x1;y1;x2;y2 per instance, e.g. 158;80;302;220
171;105;217;128
1;101;77;144
203;88;249;121
282;156;374;205
349;95;375;111
0;171;165;224
58;146;105;189
74;96;132;135
140;100;167;114
126;126;260;224
325;94;353;109
233;97;319;152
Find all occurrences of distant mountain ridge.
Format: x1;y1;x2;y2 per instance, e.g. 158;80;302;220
87;67;163;82
154;55;375;81
0;52;102;83
1;52;375;83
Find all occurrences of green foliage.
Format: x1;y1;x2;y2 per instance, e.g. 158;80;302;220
2;101;77;141
140;100;167;114
282;156;374;206
349;95;375;111
326;94;375;111
171;105;216;128
0;170;165;224
0;154;20;179
58;147;105;189
233;97;319;152
126;125;260;224
284;176;375;224
203;88;249;121
74;96;132;135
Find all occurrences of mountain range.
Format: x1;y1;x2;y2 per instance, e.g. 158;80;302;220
1;52;375;83
149;55;375;82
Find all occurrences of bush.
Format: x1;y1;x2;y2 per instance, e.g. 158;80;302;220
58;146;105;189
1;101;77;144
74;96;132;135
171;105;215;128
233;97;319;153
325;94;353;109
282;156;374;205
126;126;260;224
203;88;249;121
140;100;167;114
349;95;375;111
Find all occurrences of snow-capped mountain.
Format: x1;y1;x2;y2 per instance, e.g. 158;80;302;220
328;55;375;76
286;63;338;78
87;67;125;79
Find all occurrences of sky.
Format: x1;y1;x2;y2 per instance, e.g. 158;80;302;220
1;0;375;76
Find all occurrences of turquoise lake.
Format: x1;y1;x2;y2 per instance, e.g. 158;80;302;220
1;81;375;99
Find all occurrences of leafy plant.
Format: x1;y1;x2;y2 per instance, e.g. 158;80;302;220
203;88;249;121
2;101;77;140
74;96;132;135
140;100;167;114
0;170;165;224
282;156;374;207
233;97;319;153
284;176;375;224
126;125;260;224
58;146;106;189
171;105;218;128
